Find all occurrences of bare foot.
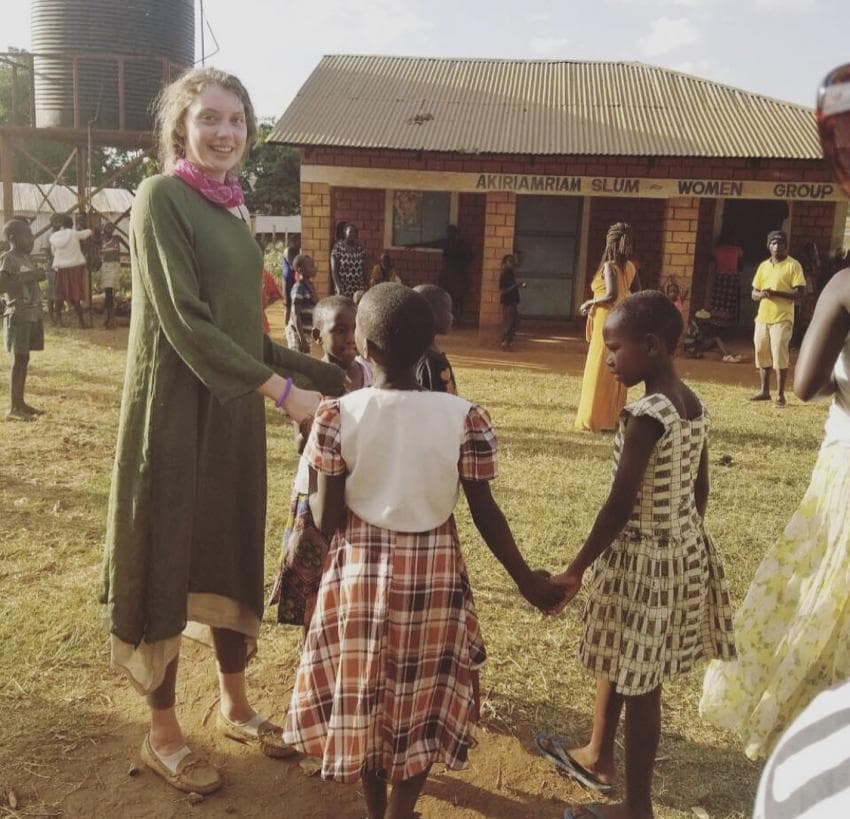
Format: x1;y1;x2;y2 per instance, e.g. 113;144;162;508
565;801;653;819
775;394;787;407
748;392;771;401
567;744;617;787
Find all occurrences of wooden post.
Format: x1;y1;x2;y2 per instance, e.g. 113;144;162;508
72;56;80;129
117;57;125;130
10;63;18;125
1;133;14;220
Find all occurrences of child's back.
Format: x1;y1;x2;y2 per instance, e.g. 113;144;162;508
282;284;561;808
284;386;491;783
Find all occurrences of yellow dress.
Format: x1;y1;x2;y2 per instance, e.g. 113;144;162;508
574;261;636;431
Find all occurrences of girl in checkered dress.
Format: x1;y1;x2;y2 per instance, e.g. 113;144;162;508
546;291;735;819
282;282;564;818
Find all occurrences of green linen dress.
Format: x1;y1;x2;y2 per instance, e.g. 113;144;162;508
102;175;342;693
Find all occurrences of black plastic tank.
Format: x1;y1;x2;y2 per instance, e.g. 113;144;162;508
32;0;195;131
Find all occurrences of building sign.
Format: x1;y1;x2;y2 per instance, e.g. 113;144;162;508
302;165;846;202
471;174;839;201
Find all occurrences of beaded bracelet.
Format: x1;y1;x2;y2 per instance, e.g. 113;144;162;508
274;377;294;410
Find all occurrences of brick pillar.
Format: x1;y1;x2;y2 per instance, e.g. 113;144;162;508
478;191;516;341
660;197;699;318
300;181;332;295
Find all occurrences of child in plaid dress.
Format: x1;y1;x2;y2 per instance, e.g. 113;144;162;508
545;291;735;819
282;283;563;819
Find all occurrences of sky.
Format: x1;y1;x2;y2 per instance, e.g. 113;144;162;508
5;0;849;122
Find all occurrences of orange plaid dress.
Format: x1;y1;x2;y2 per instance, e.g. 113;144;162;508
282;398;494;784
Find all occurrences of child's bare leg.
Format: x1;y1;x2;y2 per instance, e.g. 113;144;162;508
386;767;430;819
10;354;25;411
621;685;660;818
568;687;660;819
568;677;623;785
147;656;185;754
362;768;388;819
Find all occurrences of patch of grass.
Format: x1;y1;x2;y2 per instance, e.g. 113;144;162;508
0;326;826;817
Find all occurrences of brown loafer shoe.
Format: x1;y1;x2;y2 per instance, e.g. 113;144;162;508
140;735;222;795
216;712;297;759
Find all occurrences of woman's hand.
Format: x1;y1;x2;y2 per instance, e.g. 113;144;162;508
580;299;594;316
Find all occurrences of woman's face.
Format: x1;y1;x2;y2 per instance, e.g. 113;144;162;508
180;84;248;182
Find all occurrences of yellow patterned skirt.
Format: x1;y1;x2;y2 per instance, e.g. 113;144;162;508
700;440;850;759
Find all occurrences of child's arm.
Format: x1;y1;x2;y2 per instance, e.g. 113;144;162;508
294;415;313;454
311;472;346;540
552;415;663;607
694;441;710;519
462;479;565;611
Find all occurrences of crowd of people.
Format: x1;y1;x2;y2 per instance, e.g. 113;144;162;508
3;64;850;819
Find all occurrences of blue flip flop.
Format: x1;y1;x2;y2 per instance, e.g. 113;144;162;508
534;733;614;794
564;804;606;819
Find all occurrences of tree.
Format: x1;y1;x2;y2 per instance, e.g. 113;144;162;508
243;121;300;215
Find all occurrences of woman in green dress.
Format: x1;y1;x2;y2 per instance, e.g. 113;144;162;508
101;68;344;795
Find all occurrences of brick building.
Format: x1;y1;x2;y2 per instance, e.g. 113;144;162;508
270;56;848;337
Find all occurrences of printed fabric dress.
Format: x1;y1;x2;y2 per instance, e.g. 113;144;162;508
700;336;850;759
282;395;492;784
580;393;736;695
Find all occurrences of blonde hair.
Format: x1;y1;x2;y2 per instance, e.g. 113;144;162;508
153;67;258;173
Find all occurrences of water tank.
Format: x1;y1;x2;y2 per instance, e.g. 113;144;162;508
32;0;195;131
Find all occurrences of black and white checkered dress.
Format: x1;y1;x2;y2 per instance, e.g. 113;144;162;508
579;393;736;696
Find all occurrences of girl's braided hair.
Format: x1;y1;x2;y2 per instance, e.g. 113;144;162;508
600;222;633;268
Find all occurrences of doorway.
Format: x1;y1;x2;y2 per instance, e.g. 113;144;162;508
719;199;789;327
513;195;583;318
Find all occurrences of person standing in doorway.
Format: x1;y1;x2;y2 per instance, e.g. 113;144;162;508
330;222;368;297
440;224;470;325
750;230;805;406
499;254;524;351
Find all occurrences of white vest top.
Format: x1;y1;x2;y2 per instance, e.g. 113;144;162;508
823;335;850;446
338;388;473;532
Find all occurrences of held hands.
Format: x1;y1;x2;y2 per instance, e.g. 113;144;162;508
546;567;584;615
520;569;572;613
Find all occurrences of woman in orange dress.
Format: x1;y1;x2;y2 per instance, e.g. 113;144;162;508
574;222;638;432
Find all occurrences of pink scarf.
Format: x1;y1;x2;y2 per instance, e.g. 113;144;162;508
172;158;244;209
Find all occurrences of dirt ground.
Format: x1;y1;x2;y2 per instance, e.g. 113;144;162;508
1;315;766;819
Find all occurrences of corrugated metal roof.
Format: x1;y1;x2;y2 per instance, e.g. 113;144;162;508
7;183;134;215
270;55;821;159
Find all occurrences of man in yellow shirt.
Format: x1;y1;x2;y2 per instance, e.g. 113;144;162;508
750;230;805;406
